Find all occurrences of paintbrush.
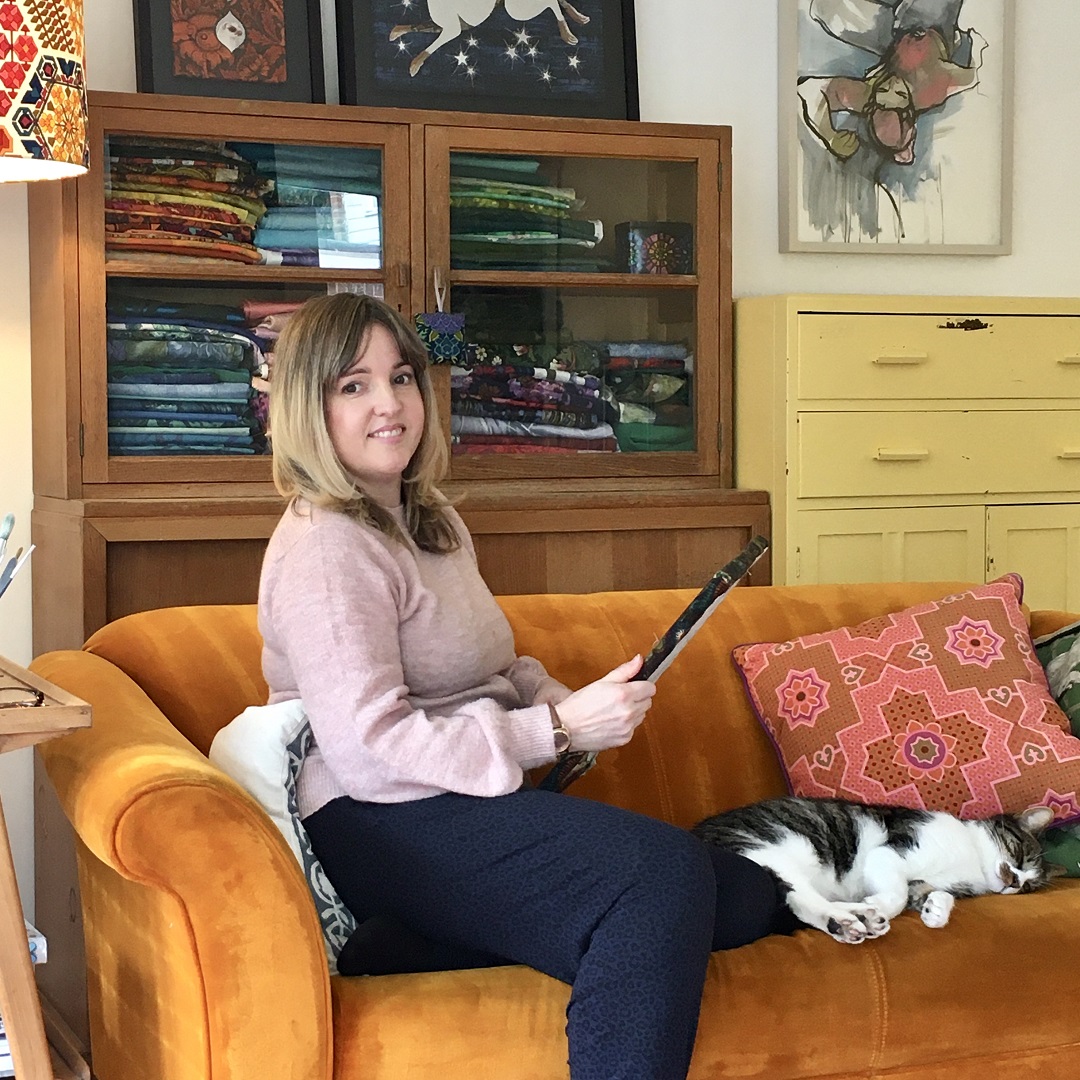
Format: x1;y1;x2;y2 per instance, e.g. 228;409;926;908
0;512;13;563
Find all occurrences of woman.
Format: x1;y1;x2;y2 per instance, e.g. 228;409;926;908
259;293;791;1080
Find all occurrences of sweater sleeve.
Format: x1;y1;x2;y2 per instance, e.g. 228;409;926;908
264;519;557;801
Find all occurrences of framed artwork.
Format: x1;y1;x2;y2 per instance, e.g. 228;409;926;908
336;0;639;120
779;0;1014;254
133;0;325;103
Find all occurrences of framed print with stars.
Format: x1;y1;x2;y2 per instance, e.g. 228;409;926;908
335;0;639;119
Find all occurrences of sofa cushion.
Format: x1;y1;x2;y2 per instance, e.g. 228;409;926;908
732;576;1080;822
210;701;358;972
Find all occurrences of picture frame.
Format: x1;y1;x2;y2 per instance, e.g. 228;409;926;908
336;0;639;120
133;0;325;103
779;0;1014;254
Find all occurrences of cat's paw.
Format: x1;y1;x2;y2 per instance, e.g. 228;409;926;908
824;903;890;943
918;891;954;929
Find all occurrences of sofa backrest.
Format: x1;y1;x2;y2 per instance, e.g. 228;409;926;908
80;579;981;827
499;579;976;826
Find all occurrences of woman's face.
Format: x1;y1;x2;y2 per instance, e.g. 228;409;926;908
325;322;425;507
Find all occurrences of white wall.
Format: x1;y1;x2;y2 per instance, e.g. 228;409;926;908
1;0;1078;918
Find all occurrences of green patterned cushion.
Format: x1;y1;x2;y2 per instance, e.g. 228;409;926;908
1035;619;1080;875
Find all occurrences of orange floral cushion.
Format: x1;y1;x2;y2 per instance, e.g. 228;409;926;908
732;576;1080;822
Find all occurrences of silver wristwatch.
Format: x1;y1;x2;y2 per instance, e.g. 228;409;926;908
548;703;572;756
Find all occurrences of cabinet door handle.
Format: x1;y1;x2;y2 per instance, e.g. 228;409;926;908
875;449;930;462
1058;356;1080;366
873;353;928;365
1058;450;1080;460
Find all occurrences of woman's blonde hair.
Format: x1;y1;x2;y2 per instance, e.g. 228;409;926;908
269;293;459;553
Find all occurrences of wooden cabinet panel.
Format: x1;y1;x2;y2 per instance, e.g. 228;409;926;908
792;506;985;586
987;504;1080;612
465;498;770;595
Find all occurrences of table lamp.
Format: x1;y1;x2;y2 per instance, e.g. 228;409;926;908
0;0;88;182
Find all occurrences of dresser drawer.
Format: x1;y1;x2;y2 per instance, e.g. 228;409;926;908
798;411;1080;497
796;314;1080;400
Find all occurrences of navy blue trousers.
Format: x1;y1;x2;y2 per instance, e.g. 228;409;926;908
305;788;790;1080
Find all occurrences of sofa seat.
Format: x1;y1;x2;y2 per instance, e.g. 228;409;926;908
31;581;1080;1079
327;879;1079;1080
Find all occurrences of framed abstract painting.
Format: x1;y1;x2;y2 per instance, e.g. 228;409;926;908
779;0;1014;253
336;0;639;120
133;0;325;103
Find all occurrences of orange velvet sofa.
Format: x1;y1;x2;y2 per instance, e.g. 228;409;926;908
31;581;1080;1080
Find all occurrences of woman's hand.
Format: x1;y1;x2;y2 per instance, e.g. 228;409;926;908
555;654;656;752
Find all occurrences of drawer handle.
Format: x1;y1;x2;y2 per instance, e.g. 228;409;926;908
1058;450;1080;460
1059;356;1080;366
873;353;928;366
875;449;930;462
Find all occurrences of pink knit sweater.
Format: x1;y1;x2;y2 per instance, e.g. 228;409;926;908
258;498;566;816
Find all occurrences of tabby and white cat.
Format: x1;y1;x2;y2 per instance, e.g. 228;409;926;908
693;797;1063;944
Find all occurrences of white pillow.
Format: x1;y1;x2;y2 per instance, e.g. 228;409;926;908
209;701;358;973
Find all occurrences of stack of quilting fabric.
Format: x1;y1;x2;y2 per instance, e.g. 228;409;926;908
449;154;605;272
106;297;265;455
241;298;306;429
231;143;382;268
602;341;694;452
105;137;271;265
450;344;616;454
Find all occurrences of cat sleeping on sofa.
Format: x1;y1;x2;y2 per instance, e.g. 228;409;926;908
693;796;1064;944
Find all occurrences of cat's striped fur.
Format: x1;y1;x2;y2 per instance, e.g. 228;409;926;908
693;797;1063;943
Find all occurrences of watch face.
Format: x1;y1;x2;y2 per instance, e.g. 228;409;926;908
554;728;572;754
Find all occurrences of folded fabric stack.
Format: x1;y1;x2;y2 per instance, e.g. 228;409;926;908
449;154;606;272
602;342;694;452
107;297;266;455
241;298;307;429
450;346;615;454
105;136;271;265
231;143;382;268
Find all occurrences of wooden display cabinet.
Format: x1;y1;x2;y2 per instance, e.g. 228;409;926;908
28;91;765;657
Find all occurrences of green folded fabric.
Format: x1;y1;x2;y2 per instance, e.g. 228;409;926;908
613;423;695;452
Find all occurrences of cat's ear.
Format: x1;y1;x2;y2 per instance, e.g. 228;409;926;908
1045;861;1071;880
1017;805;1056;836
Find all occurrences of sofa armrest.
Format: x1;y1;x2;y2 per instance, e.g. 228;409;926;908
31;649;333;1080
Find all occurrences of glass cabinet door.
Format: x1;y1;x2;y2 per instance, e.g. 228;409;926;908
424;127;723;481
81;107;410;483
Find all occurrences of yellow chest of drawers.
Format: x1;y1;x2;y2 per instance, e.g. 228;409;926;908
735;295;1080;610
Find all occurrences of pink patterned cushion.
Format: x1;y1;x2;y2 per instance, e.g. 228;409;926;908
732;576;1080;823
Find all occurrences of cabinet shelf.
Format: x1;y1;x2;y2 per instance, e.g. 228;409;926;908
104;261;386;284
449;270;698;289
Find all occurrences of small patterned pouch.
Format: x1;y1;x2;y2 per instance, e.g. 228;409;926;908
415;270;465;365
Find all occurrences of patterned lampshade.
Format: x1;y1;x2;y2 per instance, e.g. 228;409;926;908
0;0;88;182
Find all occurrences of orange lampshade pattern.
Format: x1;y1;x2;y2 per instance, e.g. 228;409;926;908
0;0;88;181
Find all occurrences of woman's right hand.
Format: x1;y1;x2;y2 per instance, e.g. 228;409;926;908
554;654;656;752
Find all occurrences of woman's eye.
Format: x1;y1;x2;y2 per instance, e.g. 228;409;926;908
340;380;362;395
394;371;414;386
